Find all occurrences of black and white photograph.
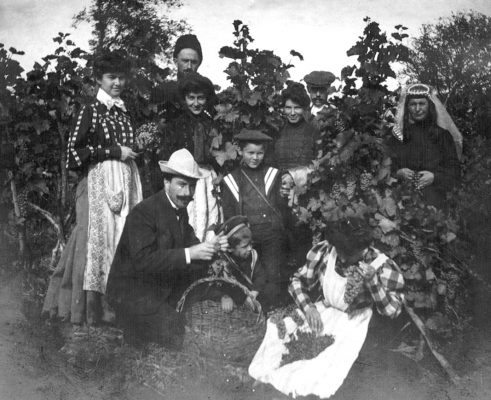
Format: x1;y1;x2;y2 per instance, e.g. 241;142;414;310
1;0;490;399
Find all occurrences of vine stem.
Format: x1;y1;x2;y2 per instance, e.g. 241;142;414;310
8;171;30;263
27;201;65;268
392;261;460;385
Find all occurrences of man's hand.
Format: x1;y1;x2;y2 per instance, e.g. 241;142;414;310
120;146;139;161
188;242;216;261
396;168;414;181
416;171;434;189
221;295;234;313
215;233;229;252
305;305;323;334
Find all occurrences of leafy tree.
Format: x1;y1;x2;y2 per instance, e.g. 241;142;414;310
0;34;91;266
73;0;191;122
403;11;491;137
215;20;303;164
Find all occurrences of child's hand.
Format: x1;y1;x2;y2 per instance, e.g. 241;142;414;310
245;292;260;312
280;173;294;197
221;295;234;313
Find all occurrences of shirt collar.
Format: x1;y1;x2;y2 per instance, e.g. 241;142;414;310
165;190;179;210
96;88;126;112
311;104;325;117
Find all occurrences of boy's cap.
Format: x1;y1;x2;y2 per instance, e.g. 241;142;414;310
234;129;272;142
304;71;336;88
218;215;250;238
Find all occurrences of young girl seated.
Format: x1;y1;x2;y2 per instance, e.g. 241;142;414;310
203;215;274;312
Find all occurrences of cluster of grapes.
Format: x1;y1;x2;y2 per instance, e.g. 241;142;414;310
330;183;342;202
280;331;335;367
333;118;346;134
16;188;28;218
135;122;160;151
360;171;373;191
344;265;365;305
269;304;305;339
411;171;421;191
345;176;357;200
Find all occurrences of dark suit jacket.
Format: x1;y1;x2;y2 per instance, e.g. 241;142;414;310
106;189;202;315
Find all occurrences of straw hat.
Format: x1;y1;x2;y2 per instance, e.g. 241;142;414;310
158;148;209;179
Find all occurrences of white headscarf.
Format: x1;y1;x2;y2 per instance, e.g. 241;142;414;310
393;83;463;160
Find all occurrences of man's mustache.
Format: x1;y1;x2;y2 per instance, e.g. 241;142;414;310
177;196;193;202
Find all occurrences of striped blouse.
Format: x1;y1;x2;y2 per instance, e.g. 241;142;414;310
289;240;405;318
67;101;134;170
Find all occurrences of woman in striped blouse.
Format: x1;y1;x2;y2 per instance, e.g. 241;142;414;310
249;218;404;398
43;51;142;326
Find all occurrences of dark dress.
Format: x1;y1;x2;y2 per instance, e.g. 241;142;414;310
274;119;320;170
151;110;218;193
274;119;320;272
106;190;203;348
387;121;460;206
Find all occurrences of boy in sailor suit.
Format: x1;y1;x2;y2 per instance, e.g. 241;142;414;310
221;129;290;310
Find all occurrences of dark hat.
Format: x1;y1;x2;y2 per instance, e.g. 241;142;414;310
234;129;272;143
217;215;250;238
173;34;203;63
304;71;336;88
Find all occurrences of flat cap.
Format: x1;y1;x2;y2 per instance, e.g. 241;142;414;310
304;71;336;87
234;129;272;142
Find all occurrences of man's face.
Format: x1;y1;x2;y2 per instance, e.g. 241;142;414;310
238;143;265;169
175;48;200;75
230;236;253;260
96;72;127;98
307;85;329;108
407;97;430;123
164;176;196;209
283;99;304;124
185;92;207;115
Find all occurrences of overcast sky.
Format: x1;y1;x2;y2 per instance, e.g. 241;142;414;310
1;0;490;88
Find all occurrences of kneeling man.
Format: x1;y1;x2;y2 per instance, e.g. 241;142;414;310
106;149;227;348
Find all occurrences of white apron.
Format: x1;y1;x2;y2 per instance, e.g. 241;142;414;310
249;247;375;399
187;166;221;242
84;159;142;293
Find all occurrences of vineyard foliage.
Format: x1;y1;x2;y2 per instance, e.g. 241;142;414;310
1;14;490;338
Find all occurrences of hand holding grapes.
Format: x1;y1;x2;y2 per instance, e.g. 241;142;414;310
305;305;323;334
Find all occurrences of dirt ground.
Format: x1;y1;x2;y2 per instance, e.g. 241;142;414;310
1;248;491;400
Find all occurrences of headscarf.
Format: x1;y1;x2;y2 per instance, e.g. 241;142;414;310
393;83;463;160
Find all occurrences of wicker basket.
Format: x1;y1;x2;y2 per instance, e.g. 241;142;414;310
176;278;266;365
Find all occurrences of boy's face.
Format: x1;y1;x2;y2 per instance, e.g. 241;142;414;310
97;72;126;98
238;143;265;169
230;236;253;260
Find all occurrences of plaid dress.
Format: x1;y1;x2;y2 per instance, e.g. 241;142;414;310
289;240;405;318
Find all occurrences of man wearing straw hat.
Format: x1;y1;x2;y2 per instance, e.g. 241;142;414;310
106;148;228;348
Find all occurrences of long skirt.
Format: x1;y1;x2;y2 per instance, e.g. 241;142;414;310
42;178;92;324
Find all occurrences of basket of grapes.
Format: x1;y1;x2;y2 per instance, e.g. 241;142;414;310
176;275;266;366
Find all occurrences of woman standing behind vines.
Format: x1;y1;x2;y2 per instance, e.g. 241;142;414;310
43;51;142;326
158;72;221;241
387;83;462;207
